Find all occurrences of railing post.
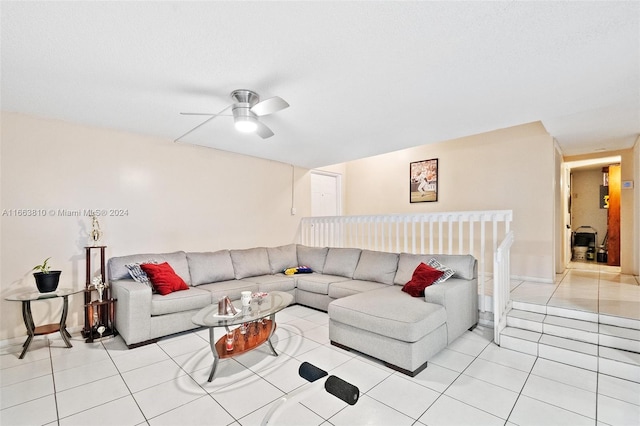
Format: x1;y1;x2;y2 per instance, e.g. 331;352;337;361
493;231;514;345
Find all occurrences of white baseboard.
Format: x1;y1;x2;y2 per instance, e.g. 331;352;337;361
511;275;554;284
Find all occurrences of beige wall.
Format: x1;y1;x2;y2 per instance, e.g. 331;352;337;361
554;141;565;274
0;112;311;340
621;141;639;275
341;122;556;282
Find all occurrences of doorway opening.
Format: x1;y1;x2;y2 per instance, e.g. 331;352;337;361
563;156;622;270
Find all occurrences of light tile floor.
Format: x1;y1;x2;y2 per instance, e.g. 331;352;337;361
511;261;640;321
1;262;639;426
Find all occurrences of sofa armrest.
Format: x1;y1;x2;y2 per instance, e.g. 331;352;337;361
423;278;478;344
111;279;152;346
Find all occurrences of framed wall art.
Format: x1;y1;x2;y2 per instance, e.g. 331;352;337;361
410;158;438;203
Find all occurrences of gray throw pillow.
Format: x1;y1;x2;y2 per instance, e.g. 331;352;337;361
352;250;399;285
267;244;298;274
230;247;271;279
187;251;235;285
296;245;329;273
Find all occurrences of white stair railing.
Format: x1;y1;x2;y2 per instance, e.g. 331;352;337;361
493;230;514;345
299;210;513;313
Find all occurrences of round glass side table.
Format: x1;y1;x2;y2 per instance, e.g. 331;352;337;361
5;288;82;359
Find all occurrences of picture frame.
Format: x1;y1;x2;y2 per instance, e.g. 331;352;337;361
410;158;438;203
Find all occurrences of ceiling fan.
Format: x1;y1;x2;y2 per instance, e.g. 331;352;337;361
175;89;289;142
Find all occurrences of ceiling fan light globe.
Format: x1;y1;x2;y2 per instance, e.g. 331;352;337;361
234;118;258;133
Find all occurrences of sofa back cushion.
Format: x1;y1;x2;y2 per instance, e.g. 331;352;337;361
107;251;191;285
352;250;399;285
296;245;329;273
394;253;477;285
322;248;362;278
230;247;271;279
267;244;298;274
186;250;235;286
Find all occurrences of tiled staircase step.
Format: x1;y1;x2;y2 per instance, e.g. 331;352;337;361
599;324;640;353
599;347;640;383
500;298;640;381
511;300;546;314
539;334;598;356
544;315;599;332
500;326;540;356
599;314;640;331
506;305;640;353
538;334;598;371
546;305;599;322
502;326;542;341
543;315;599;345
506;309;544;332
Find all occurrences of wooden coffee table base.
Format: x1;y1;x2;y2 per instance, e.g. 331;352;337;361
207;315;278;382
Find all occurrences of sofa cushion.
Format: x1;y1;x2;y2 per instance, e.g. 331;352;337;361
240;274;296;293
328;285;446;342
196;280;258;302
401;263;444;297
328;279;388;299
150;286;212;316
230;247;271;279
352;250;399;285
140;262;190;296
394;253;476;285
297;274;352;295
296;245;329;273
322;248;362;278
186;250;235;286
108;251;191;285
267;244;298;274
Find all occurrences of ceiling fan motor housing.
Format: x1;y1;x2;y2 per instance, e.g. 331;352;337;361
231;89;260;106
231;90;259;132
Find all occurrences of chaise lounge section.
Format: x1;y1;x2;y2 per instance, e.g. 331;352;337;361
107;244;478;374
328;253;478;375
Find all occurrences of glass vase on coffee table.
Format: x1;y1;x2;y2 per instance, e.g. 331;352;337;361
191;291;293;382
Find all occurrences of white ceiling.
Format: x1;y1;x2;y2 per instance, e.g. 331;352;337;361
1;1;638;169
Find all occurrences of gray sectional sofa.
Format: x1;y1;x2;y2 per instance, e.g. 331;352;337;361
107;244;478;376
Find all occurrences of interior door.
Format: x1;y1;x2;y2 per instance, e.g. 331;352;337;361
311;171;341;217
607;164;621;266
564;167;573;267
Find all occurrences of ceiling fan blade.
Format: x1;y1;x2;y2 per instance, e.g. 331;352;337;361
250;96;289;116
179;112;233;116
255;120;275;139
174;104;232;142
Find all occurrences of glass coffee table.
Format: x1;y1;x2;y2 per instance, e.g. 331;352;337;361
192;291;293;382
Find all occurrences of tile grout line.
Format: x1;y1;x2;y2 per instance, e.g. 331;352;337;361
47;338;62;426
102;338;151;425
503;355;538;424
414;339;507;423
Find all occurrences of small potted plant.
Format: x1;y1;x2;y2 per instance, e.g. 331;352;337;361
33;257;61;293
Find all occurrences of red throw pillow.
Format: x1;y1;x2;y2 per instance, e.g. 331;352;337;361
139;262;189;295
402;262;444;297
